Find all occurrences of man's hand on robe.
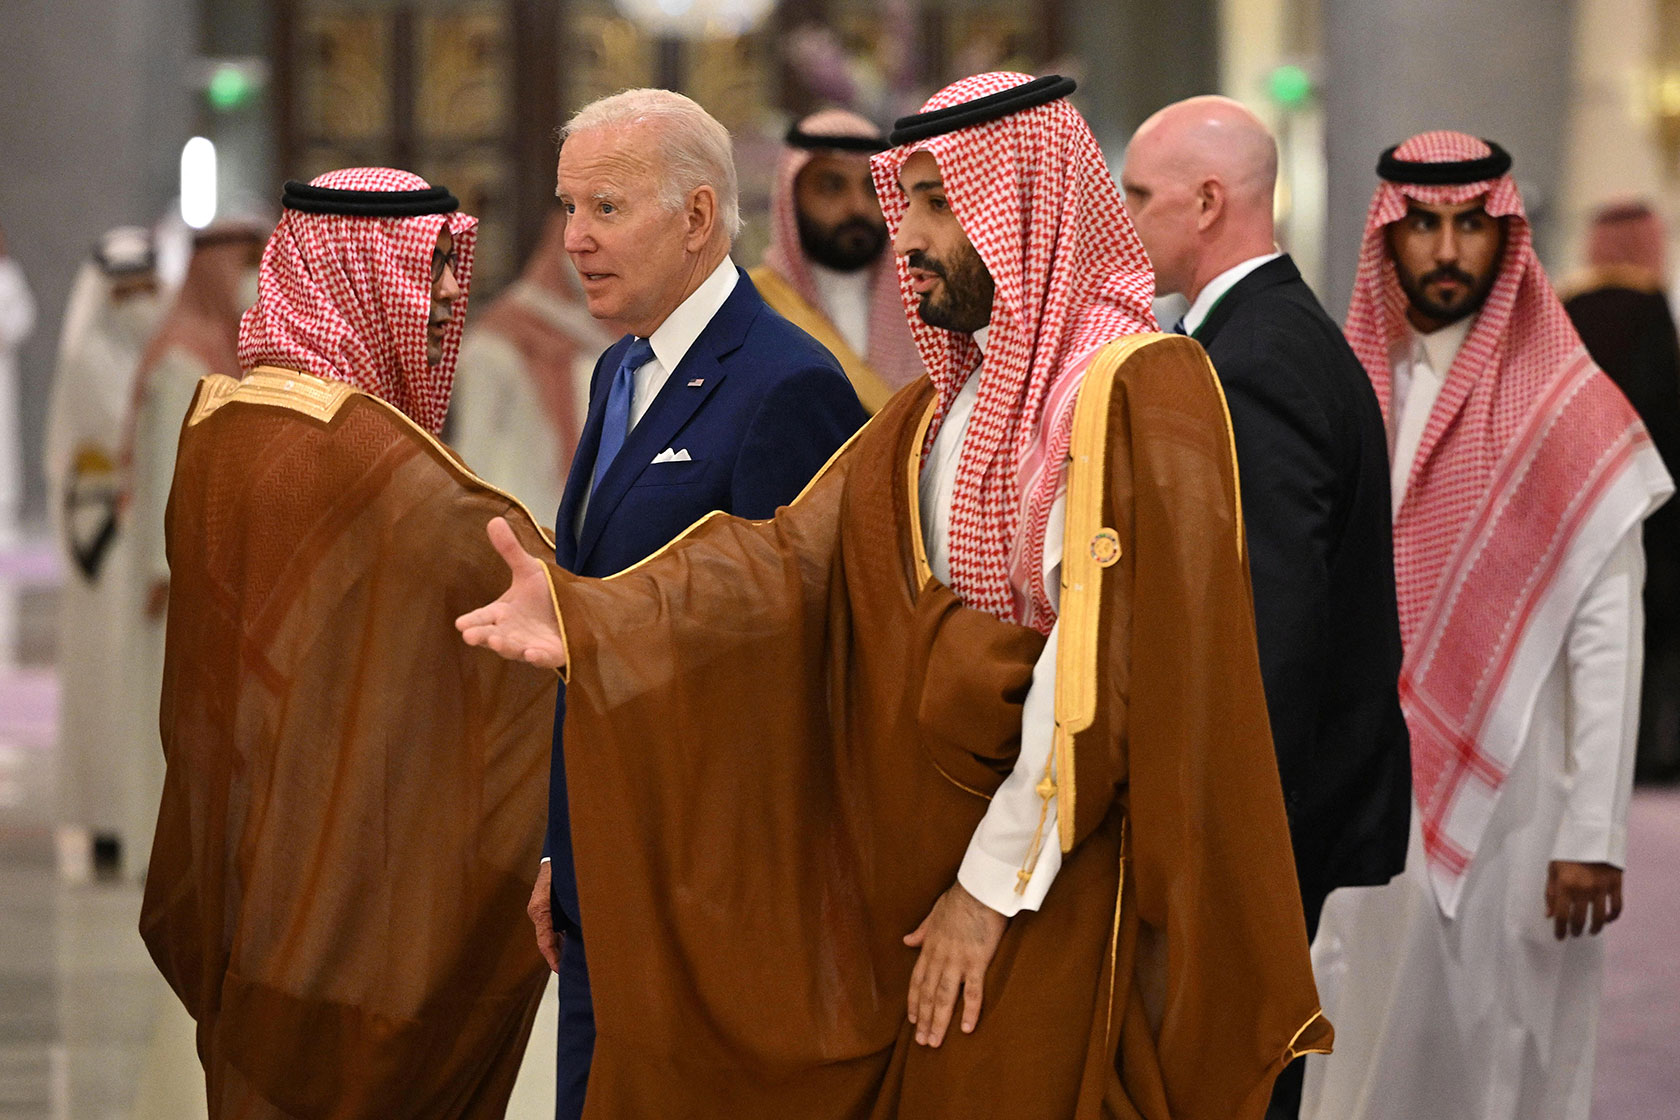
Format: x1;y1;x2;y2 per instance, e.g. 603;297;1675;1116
529;860;561;972
1546;860;1624;939
456;517;568;671
903;881;1008;1047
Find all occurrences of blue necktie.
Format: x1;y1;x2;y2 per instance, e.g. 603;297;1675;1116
1170;316;1189;336
592;337;654;494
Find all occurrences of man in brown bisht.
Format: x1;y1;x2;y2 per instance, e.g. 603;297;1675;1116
750;108;924;412
461;73;1328;1119
140;168;557;1117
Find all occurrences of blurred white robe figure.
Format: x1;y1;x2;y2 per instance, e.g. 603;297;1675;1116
44;227;168;874
0;235;36;665
450;210;609;522
121;224;265;874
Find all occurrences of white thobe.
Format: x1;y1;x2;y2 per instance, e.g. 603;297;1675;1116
46;277;168;852
808;262;874;360
1303;329;1643;1120
920;328;1066;916
450;282;610;525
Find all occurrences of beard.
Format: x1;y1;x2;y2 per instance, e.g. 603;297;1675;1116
1395;261;1498;328
797;211;888;273
906;245;994;334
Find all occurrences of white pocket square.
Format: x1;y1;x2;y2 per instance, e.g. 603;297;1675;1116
652;447;692;463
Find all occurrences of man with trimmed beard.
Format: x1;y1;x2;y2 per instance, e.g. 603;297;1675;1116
750;109;923;412
1305;133;1673;1120
462;73;1326;1119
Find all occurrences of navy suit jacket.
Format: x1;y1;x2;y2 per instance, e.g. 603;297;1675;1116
545;267;868;929
1196;254;1410;927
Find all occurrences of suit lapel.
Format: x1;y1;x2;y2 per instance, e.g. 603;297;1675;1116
574;270;760;567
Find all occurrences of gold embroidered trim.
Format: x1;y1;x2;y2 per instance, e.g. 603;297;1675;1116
1285;1009;1331;1059
906;397;937;590
1052;335;1246;851
1201;354;1247;566
1053;334;1156;851
750;266;895;414
193;366;561;555
185;374;244;426
599;413;874;584
546;565;572;684
235;365;358;422
1104;822;1128;1043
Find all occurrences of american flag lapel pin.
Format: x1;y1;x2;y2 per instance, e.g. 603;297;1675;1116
687;377;705;387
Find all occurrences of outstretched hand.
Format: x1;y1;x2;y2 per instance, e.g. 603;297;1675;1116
456;517;568;671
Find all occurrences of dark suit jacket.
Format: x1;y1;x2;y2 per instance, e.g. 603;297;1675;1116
1195;254;1410;926
546;267;868;930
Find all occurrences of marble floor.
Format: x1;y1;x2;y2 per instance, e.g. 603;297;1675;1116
2;530;1677;1118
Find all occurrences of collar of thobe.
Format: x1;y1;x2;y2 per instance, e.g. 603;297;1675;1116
1180;249;1283;338
972;323;990;355
1410;313;1476;380
646;254;739;374
807;260;874;356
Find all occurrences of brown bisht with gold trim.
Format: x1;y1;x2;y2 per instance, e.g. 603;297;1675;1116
544;334;1330;1119
140;367;556;1118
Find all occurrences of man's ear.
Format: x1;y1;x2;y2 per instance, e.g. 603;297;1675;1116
686;185;719;251
1195;178;1224;233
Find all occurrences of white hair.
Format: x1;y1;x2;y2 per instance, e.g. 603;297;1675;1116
561;88;742;240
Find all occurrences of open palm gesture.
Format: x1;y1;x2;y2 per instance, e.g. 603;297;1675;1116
456;517;568;671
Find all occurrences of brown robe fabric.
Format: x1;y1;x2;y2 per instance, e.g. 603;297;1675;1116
140;367;557;1118
547;334;1330;1118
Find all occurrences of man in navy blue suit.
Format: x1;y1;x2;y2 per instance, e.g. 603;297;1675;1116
528;88;868;1118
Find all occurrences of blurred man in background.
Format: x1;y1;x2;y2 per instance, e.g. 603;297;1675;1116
45;225;168;878
116;219;266;870
1564;200;1680;783
751;108;923;411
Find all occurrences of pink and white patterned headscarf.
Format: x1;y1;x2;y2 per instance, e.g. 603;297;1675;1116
872;73;1157;634
237;167;477;433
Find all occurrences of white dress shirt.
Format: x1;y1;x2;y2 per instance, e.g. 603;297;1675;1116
573;256;739;536
919;327;1068;915
809;261;873;359
1180;250;1283;338
1388;315;1474;508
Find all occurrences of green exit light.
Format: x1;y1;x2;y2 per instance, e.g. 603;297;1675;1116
207;66;255;111
1268;64;1314;108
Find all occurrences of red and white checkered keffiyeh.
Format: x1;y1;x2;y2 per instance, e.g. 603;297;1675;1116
764;109;923;393
872;73;1157;633
237;168;477;433
1346;131;1671;914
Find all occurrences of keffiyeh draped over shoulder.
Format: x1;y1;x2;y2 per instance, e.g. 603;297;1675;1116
1345;131;1671;914
871;72;1157;633
237;167;477;433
